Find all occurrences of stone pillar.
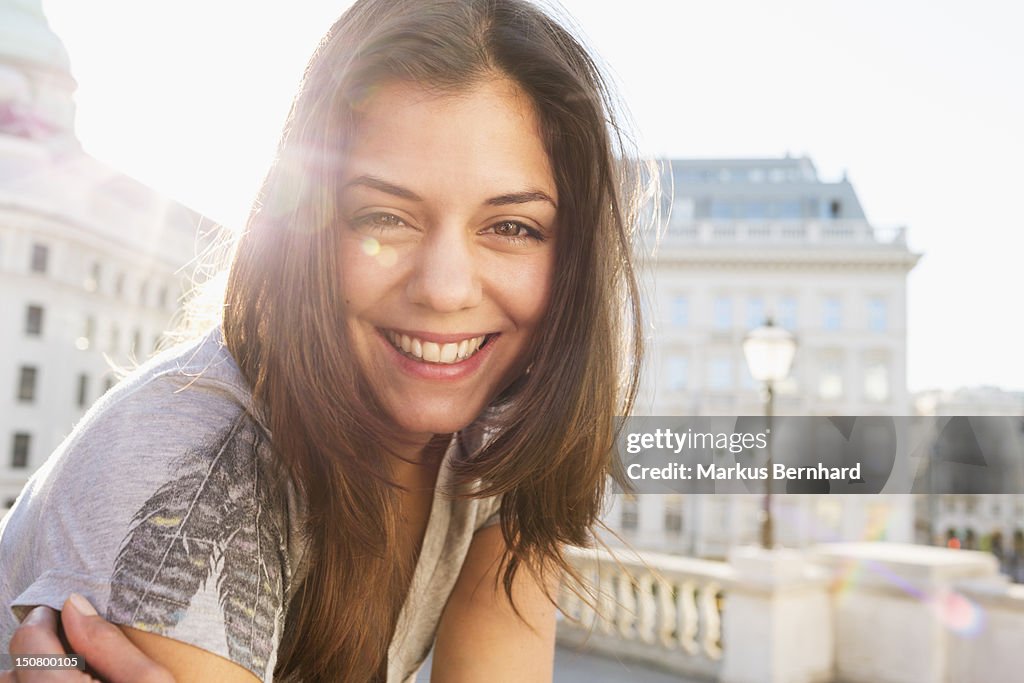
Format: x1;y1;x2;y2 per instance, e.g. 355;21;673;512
720;547;834;683
811;543;1002;683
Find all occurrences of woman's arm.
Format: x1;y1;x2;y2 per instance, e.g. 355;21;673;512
116;626;258;683
1;596;254;683
431;525;559;682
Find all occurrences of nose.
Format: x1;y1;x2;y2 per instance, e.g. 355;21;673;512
405;226;482;312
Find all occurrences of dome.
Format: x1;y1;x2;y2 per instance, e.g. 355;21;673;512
0;0;72;74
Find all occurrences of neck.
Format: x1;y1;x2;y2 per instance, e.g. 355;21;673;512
387;433;450;490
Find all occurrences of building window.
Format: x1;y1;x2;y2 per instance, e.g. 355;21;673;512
741;201;768;220
104;376;116;393
11;433;30;468
77;373;89;408
86;261;101;292
3;497;16;509
747;297;765;330
671;295;689;327
818;355;843;400
710;200;736;220
709;358;732;391
667;356;688;392
864;362;890;402
158;286;168;309
110;323;120;352
114;273;125;298
76;315;95;351
664;495;684;535
713;296;732;331
672;197;695;222
17;366;38;402
25;305;44;336
868;297;887;332
778;297;798;330
621;495;639;531
132;329;142;354
778;200;801;219
30;243;49;273
823;297;842;331
139;280;149;306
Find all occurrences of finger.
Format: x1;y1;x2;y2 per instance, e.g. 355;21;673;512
60;596;173;683
7;606;97;682
9;607;65;657
0;670;95;683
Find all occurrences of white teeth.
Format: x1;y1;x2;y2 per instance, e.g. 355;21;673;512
385;332;489;364
439;343;458;363
421;341;441;362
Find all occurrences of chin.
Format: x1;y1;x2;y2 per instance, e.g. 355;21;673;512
394;411;480;438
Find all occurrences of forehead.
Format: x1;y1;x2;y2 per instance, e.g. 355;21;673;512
342;78;557;202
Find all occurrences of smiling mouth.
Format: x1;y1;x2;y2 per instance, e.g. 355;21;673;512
383;330;494;364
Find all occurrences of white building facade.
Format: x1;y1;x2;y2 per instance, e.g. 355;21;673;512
0;0;204;510
912;387;1024;580
608;157;921;557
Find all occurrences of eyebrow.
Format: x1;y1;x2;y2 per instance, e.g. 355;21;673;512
486;191;558;209
343;174;557;209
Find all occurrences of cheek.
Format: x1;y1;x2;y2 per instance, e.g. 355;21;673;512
501;253;554;326
337;237;398;313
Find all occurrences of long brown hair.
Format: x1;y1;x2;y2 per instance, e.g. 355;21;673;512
222;0;646;680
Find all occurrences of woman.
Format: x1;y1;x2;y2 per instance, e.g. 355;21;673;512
0;0;644;680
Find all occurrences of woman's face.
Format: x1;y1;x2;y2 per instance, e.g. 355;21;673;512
337;78;557;443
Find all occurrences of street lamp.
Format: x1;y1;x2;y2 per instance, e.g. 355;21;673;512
743;318;797;549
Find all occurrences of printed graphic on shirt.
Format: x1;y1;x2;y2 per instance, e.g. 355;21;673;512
107;414;288;679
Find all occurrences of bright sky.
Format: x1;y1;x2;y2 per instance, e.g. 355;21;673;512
42;0;1023;394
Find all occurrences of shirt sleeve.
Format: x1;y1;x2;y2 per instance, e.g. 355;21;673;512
5;377;289;683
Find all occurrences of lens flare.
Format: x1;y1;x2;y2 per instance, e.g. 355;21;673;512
361;237;380;256
933;589;986;636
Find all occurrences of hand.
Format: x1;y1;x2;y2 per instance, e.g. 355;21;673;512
1;595;174;683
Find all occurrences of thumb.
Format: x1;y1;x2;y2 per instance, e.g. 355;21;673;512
61;595;173;683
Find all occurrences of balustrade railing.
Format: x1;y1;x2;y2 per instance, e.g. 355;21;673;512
662;220;907;246
558;545;732;680
559;542;1024;683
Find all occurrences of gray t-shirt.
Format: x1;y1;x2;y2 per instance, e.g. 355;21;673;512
0;329;501;682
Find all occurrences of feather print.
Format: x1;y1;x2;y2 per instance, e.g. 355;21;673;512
108;414;287;680
218;426;287;675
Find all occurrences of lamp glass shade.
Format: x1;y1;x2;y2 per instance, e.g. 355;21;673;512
743;324;797;382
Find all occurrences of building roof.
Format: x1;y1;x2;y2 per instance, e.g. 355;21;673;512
0;0;72;75
0;135;208;263
660;156;868;223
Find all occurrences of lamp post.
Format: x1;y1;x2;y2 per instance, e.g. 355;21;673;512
743;318;797;549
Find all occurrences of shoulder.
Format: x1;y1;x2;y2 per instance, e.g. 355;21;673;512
1;329;294;680
44;328;263;483
87;327;258;433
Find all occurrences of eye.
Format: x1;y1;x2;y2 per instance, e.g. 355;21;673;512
352;212;409;231
485;220;546;243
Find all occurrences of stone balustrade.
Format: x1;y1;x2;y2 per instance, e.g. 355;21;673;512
558;545;732;681
558;542;1024;683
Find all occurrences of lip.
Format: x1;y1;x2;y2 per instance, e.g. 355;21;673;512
375;328;499;380
382;328;493;344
